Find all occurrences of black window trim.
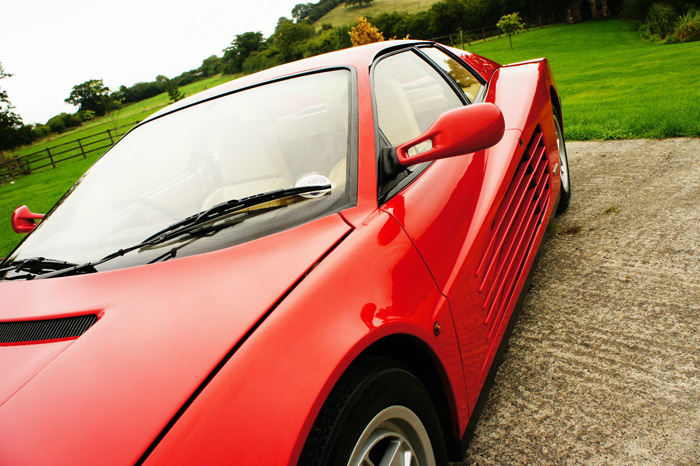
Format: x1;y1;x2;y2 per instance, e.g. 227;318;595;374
415;44;488;104
371;45;475;205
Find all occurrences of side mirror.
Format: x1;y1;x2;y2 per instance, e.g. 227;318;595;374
396;103;505;167
12;205;45;234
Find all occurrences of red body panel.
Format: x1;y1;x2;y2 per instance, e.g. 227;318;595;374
0;216;350;464
143;211;466;465
0;42;563;465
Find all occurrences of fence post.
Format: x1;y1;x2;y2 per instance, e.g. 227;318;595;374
460;30;464;49
539;16;543;28
46;148;56;168
107;129;115;145
3;160;15;180
77;138;86;158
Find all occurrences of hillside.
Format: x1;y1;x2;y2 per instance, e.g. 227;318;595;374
311;0;441;28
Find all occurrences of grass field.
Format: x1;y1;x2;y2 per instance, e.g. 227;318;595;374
311;0;442;28
1;19;699;258
464;20;700;140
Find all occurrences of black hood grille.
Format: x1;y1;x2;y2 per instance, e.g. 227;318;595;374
0;314;98;344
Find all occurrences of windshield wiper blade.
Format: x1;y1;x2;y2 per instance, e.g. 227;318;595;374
37;184;331;280
0;257;89;281
142;184;332;245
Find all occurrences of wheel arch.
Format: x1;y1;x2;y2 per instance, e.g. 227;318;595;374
550;86;563;131
357;333;463;461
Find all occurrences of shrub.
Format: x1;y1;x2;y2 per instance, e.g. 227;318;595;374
47;114;66;133
12;125;37;147
64;113;82;129
644;3;677;38
199;55;223;77
303;27;351;57
242;49;283;74
350;16;384;46
622;0;656;21
79;110;96;122
32;125;51;140
673;9;700;41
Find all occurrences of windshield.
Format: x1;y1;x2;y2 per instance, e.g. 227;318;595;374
5;70;354;271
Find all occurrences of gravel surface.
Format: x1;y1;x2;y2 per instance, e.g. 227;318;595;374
463;138;700;466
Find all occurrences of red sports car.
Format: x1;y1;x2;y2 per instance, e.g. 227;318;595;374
0;40;570;465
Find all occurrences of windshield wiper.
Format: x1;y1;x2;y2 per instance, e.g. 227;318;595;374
142;184;331;245
35;184;331;280
0;257;90;280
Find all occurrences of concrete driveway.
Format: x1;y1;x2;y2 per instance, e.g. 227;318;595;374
463;138;700;465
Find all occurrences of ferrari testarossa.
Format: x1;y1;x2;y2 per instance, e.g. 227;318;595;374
0;40;570;465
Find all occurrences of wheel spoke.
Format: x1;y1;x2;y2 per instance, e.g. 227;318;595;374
377;439;401;466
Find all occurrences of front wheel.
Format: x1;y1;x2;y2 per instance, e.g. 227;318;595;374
299;357;448;466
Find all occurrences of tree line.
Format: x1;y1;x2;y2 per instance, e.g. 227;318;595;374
3;0;697;154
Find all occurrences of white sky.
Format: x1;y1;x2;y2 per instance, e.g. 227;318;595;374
1;0;300;125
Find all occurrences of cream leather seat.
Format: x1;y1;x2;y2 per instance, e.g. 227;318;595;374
201;125;291;210
374;78;421;146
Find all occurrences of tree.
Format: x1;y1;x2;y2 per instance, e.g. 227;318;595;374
497;12;525;49
0;64;21;132
200;55;223;77
291;3;314;21
430;0;471;37
64;79;115;116
223;31;265;74
0;63;23;154
350;16;385;46
273;17;315;62
346;0;375;7
157;76;184;103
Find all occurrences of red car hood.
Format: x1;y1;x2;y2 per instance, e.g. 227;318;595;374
0;214;351;465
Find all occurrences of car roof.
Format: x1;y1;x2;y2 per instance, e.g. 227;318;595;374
143;40;431;124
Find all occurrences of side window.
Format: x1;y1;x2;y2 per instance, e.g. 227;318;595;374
419;47;483;102
373;51;464;147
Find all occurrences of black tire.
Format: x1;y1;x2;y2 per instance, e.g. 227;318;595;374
554;108;571;214
299;356;449;466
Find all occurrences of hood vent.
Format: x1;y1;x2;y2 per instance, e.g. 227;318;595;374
0;314;98;344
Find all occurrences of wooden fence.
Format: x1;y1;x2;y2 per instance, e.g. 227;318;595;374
432;10;569;48
0;120;139;181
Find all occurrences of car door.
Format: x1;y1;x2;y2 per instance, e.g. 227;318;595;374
373;46;539;412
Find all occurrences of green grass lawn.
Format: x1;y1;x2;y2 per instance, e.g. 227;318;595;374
463;19;700;140
311;0;442;28
1;19;699;259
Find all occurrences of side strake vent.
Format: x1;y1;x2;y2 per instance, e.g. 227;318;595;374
477;126;550;340
0;314;98;344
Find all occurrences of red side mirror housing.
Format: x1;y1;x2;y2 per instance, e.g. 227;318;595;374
12;205;45;234
396;103;505;167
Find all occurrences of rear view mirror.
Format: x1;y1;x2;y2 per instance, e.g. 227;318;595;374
12;205;45;234
396;103;505;167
